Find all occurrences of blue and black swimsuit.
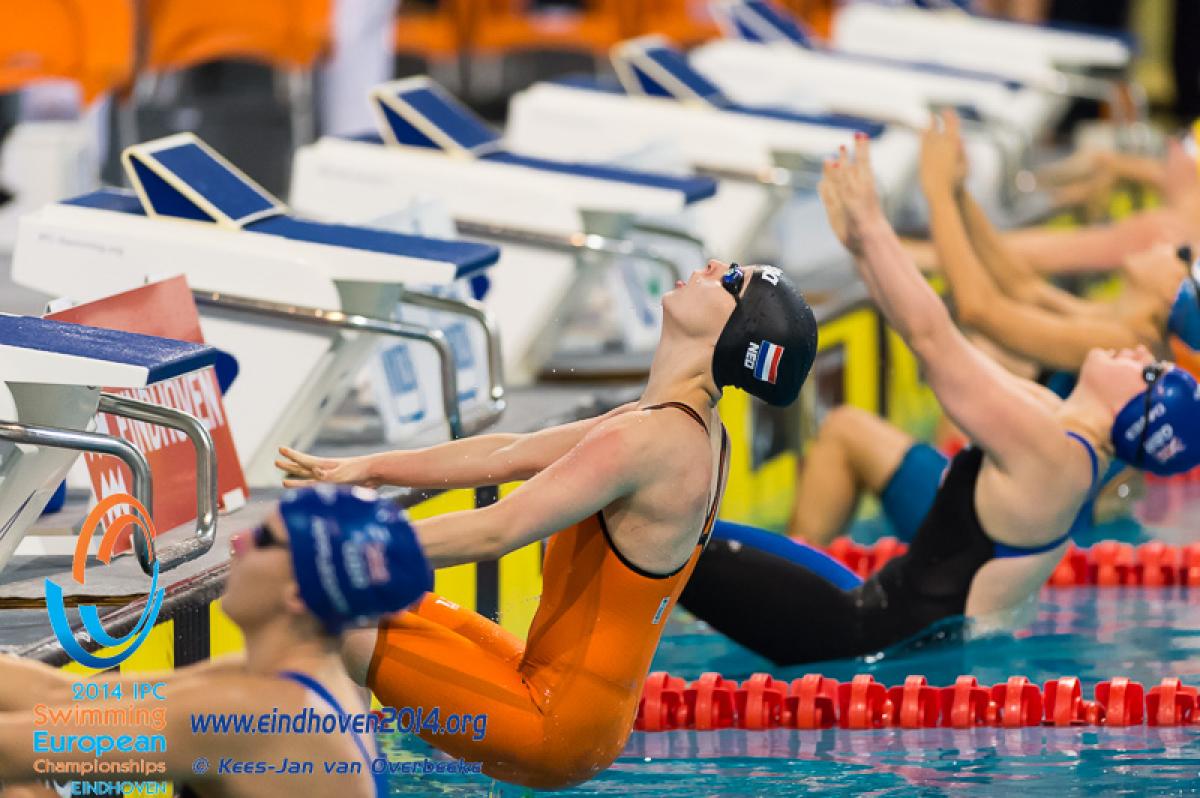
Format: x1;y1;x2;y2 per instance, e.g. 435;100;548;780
678;436;1102;666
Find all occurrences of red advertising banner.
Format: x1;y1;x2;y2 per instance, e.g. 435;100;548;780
46;276;248;551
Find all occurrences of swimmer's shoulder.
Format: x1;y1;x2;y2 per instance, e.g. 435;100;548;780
586;405;712;480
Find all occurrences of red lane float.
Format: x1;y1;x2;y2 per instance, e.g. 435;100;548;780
635;672;1200;730
818;538;1200;587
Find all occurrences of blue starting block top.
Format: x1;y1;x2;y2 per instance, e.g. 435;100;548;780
368;77;718;204
101;134;499;278
611;37;886;137
713;0;1026;91
0;314;220;385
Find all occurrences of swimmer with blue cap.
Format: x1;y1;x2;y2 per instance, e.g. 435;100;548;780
679;134;1200;666
0;485;429;798
786;112;1200;549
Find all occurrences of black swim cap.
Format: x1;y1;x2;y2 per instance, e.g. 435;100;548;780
712;264;818;407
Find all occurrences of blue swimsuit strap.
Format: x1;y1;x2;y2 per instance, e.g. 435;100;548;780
992;431;1099;559
277;670;383;794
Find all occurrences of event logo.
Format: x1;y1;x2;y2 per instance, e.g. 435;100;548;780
44;494;165;669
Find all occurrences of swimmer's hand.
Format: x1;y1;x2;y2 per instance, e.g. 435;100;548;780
919;109;967;196
276;446;380;489
819;132;885;256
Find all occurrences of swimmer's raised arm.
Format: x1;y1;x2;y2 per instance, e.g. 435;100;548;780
955;189;1105;318
820;135;1062;474
920;112;1140;371
414;412;660;569
277;402;638;490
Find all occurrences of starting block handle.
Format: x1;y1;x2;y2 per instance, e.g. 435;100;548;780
191;290;467;441
0;420;155;574
97;393;218;573
401;290;507;415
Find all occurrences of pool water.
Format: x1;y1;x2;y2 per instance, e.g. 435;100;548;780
378;484;1198;795
379;586;1200;796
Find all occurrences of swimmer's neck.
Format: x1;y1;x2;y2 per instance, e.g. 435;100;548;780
237;618;344;679
641;334;720;414
1055;391;1115;460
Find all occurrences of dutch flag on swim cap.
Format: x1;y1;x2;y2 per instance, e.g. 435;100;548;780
712;265;818;407
752;340;784;384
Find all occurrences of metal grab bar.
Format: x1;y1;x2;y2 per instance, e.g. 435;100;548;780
627;221;711;261
400;290;506;414
97;394;217;574
454;218;685;282
192;290;465;440
0;420;155;573
694;162;797;190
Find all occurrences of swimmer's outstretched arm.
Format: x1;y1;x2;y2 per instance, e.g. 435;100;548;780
920;112;1140;371
277;402;637;489
820;136;1066;476
414;413;666;568
955;189;1107;319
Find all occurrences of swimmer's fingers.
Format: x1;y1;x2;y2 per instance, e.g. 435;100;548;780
819;161;851;251
940;108;961;143
274;459;320;480
275;446;338;483
853;131;872;177
282;477;318;488
277;446;334;474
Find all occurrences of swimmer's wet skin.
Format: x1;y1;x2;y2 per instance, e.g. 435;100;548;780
318;261;819;789
679;133;1200;667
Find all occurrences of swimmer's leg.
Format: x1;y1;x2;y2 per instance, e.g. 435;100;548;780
710;520;863;590
678;537;872;666
364;597;558;786
341;593;524;684
788;406;913;545
878;443;949;543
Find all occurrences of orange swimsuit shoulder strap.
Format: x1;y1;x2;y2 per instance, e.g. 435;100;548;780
642;401;708;434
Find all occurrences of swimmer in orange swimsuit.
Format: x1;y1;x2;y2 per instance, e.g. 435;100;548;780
276;259;819;788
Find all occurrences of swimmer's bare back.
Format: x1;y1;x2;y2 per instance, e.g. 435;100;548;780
347;402;729;789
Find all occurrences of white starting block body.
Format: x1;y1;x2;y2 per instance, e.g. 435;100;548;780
693;0;1059;214
699;1;1063;136
12;134;499;485
506;37;918;274
0;315;217;572
291;77;718;383
832;3;1132;86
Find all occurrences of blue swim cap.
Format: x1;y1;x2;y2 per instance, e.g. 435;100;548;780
280;485;432;633
1168;270;1200;350
1111;365;1200;476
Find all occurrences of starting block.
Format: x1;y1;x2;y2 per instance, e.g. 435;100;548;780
0;314;221;575
693;0;1072;213
292;77;718;381
506;36;918;276
12;133;502;486
832;3;1135;100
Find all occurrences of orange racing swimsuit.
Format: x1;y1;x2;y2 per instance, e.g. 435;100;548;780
367;402;729;788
